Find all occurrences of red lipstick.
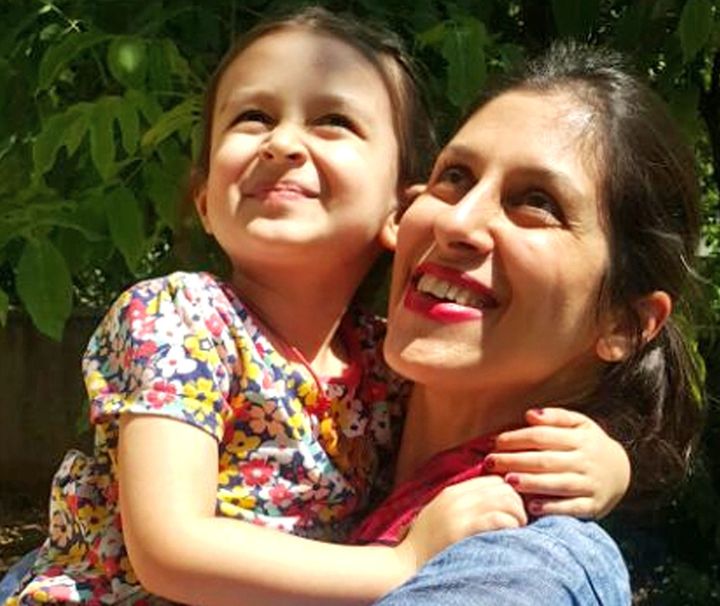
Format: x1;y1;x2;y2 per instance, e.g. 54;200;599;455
403;262;498;324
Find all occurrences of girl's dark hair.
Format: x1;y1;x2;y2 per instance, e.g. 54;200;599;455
472;42;705;505
192;5;436;198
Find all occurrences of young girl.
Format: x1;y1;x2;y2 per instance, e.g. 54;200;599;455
5;8;630;606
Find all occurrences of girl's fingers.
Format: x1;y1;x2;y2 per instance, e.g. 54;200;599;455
503;472;590;497
526;496;596;519
524;406;592;428
484;450;581;474
494;425;581;452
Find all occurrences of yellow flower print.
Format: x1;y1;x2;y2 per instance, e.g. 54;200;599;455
219;489;257;516
183;334;219;364
286;410;308;440
119;556;138;584
182;377;221;418
228;430;261;455
85;370;108;397
145;296;160;315
54;541;88;565
77;504;109;535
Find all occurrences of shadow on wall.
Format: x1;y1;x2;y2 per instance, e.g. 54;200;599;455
0;312;97;499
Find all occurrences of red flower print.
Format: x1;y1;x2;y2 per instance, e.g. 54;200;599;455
239;460;274;487
147;381;177;408
269;484;294;507
205;312;224;337
126;299;146;322
135;341;158;359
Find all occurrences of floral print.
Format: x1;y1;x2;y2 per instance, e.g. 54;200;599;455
8;272;405;605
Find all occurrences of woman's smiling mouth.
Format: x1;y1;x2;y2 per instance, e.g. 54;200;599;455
403;262;499;323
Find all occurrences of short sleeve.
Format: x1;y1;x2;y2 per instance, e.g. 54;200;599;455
82;273;236;442
374;516;631;606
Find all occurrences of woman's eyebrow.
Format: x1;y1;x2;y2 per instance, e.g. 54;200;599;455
437;143;480;165
524;167;588;204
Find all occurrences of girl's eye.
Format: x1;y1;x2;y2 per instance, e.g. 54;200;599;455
233;109;273;126
316;113;357;132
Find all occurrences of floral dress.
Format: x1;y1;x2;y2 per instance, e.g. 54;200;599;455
8;272;406;605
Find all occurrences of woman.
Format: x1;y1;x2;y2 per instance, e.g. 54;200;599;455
353;42;704;604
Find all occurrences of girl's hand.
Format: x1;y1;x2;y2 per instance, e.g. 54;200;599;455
396;475;527;570
483;407;630;519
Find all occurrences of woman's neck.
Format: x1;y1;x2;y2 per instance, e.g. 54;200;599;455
393;384;530;486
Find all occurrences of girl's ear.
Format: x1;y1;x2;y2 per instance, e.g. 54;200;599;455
194;185;212;234
379;210;400;251
380;184;425;250
596;291;672;362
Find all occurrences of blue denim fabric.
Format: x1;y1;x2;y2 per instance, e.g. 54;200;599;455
374;516;631;605
0;548;39;603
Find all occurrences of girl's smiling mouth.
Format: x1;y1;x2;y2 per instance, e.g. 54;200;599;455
403;262;499;323
244;179;320;202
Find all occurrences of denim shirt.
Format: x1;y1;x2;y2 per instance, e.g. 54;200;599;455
375;516;631;605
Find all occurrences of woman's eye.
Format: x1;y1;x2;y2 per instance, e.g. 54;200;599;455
514;191;565;225
436;165;473;188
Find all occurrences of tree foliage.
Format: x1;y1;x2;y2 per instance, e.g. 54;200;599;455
1;0;719;601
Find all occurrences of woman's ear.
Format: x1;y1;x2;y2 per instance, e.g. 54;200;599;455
596;291;672;362
194;185;212;234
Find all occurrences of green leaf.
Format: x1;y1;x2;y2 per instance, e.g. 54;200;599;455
38;30;110;90
90;99;117;181
16;237;73;340
113;97;140;155
442;18;488;112
104;186;145;273
417;22;447;47
147;38;171;92
141;96;201;149
162;38;192;85
0;286;8;326
144;152;189;230
107;36;148;89
33;104;91;176
679;0;714;63
551;0;600;38
125;89;163;124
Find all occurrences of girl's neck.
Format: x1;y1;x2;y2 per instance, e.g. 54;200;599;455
393;385;529;487
229;263;365;376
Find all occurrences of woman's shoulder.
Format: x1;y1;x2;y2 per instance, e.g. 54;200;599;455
376;516;631;606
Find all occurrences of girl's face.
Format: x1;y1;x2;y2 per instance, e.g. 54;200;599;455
195;27;400;277
384;90;617;401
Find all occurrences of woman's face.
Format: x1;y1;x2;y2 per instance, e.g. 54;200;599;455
384;90;617;400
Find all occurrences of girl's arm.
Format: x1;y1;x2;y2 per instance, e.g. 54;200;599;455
119;415;525;606
483;408;631;518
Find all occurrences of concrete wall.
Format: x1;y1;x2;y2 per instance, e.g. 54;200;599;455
0;313;97;499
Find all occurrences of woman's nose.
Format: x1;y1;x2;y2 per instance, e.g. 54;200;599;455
433;187;498;257
260;125;307;166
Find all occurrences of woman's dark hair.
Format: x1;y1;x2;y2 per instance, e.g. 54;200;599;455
191;5;436;197
470;42;705;505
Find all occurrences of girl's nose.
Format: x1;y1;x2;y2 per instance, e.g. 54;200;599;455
260;125;307;166
433;186;499;258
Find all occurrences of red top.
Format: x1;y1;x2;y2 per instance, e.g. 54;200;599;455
350;434;493;545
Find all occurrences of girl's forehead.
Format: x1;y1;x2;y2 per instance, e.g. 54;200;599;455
219;28;382;91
